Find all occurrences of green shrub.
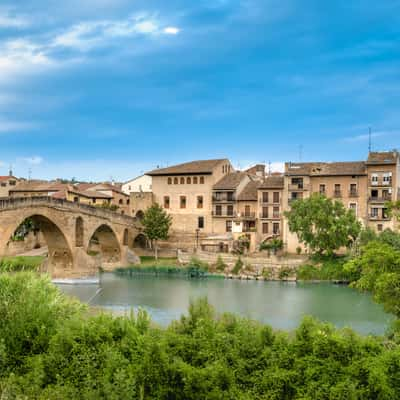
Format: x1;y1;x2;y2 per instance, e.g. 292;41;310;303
278;266;294;279
0;256;44;272
189;257;209;271
232;257;243;275
215;255;227;272
262;267;272;280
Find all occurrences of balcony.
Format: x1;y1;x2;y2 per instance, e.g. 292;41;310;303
288;183;309;191
212;193;236;202
259;212;280;219
368;214;390;221
370;180;392;187
348;190;359;197
212;210;236;217
369;196;392;203
237;211;256;220
259;198;281;205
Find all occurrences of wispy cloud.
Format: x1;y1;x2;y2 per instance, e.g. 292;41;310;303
343;130;396;143
18;156;44;165
0;13;180;80
0;118;38;133
0;10;30;28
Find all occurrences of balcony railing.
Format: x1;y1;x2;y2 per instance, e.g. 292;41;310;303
288;183;309;191
368;214;390;221
259;198;281;205
212;193;235;202
237;211;256;219
369;196;392;203
212;210;236;217
259;212;280;219
349;190;359;197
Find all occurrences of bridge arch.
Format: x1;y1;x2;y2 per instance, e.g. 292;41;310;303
0;213;73;272
87;223;121;266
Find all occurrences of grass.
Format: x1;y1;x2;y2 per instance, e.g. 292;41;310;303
0;256;45;272
115;256;224;279
296;254;351;282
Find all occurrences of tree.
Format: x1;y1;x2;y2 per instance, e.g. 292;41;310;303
141;203;172;259
284;194;361;255
387;200;400;223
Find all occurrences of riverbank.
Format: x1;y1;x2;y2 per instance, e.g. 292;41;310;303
2;272;400;399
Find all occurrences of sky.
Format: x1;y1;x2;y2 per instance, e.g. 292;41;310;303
0;0;399;181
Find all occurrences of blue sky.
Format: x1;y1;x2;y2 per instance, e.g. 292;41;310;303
0;0;399;181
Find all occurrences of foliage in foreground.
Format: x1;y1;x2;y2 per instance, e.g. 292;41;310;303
2;273;400;399
0;256;44;272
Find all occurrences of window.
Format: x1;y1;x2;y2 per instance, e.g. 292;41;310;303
127;199;130;205
383;173;392;185
227;205;234;216
180;177;185;184
187;177;191;184
73;196;79;203
273;223;280;235
273;192;280;203
319;184;326;194
119;199;123;205
222;165;225;173
262;206;268;218
168;177;172;185
349;203;357;216
291;177;303;189
198;216;204;229
0;183;6;187
350;183;357;195
371;174;378;185
180;196;186;208
92;198;97;204
215;205;222;216
227;192;234;201
371;208;379;218
371;189;378;199
262;222;269;234
164;196;170;209
262;192;269;203
377;224;383;232
244;205;251;217
174;177;178;184
226;220;232;232
197;196;203;209
129;185;131;190
199;176;205;184
382;189;390;200
383;208;388;219
9;180;16;186
273;206;280;218
193;177;198;184
334;184;341;196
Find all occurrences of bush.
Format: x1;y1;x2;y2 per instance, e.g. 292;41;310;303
278;266;295;279
214;255;227;272
232;257;243;275
189;257;209;271
2;275;400;399
0;256;44;272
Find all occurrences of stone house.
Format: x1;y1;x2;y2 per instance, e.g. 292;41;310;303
122;174;152;194
0;175;19;197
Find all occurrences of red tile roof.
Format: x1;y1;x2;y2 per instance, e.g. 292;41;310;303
147;159;228;176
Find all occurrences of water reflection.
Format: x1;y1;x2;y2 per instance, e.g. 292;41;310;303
57;273;394;335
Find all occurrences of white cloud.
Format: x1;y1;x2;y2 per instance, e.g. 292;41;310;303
0;11;30;28
19;156;43;165
343;131;388;142
163;26;180;35
0;118;38;133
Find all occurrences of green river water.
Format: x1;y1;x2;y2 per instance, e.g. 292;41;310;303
58;273;394;335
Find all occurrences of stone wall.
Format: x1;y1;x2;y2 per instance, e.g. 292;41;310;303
5;231;46;256
178;249;305;274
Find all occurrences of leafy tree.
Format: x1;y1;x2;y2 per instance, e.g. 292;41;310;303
387;200;400;222
284;194;361;255
141;203;172;259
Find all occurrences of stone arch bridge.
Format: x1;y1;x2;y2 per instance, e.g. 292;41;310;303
0;197;142;277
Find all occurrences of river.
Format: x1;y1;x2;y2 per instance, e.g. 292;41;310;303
58;273;394;335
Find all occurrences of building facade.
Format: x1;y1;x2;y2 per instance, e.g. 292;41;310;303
122;175;152;195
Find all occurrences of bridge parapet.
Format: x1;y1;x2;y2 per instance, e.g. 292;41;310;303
0;196;137;225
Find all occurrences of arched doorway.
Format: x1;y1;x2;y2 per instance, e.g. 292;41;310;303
88;224;121;266
133;233;147;249
135;210;144;220
6;215;73;271
75;217;84;247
